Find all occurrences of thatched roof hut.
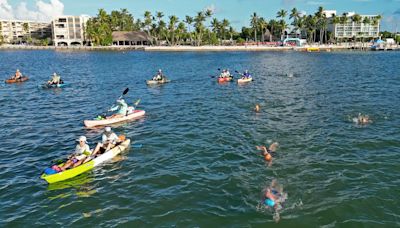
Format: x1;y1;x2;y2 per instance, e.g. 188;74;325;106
112;31;152;45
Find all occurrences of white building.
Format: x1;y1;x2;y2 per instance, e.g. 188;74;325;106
324;10;380;39
0;19;51;43
52;15;90;46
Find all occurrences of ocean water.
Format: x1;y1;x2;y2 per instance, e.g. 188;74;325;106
1;50;399;226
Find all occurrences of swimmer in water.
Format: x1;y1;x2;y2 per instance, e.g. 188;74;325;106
262;179;287;222
256;142;279;166
355;113;372;124
254;104;261;112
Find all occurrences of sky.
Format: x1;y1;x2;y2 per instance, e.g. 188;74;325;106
1;0;400;31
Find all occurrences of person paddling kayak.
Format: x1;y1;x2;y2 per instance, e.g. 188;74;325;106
219;69;231;78
88;127;121;160
11;69;23;80
153;69;165;81
241;70;252;79
107;98;129;119
48;72;63;85
60;136;92;171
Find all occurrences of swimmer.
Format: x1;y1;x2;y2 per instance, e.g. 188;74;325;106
256;142;279;165
254;104;261;112
262;179;287;222
354;113;372;124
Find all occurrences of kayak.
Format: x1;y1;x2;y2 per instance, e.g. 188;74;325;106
41;139;131;184
39;83;66;89
218;77;233;83
237;77;253;83
146;78;170;85
5;76;29;83
84;109;145;128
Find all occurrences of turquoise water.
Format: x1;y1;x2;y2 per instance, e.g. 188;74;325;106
1;50;399;226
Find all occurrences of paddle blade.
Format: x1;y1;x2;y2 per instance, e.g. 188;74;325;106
123;88;129;95
134;99;141;106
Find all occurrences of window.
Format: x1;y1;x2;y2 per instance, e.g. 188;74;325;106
59;18;67;23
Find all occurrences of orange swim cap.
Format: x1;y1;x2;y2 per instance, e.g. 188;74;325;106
264;154;272;161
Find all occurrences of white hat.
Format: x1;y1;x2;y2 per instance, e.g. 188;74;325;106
104;126;112;132
77;136;87;143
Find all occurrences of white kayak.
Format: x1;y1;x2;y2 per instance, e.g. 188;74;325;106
84;110;145;128
146;78;170;85
237;77;253;83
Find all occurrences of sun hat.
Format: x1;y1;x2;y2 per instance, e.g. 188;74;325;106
77;136;87;143
104;126;112;132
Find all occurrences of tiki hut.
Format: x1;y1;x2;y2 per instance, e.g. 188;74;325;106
112;31;152;46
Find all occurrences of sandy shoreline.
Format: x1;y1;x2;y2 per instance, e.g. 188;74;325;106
1;44;392;52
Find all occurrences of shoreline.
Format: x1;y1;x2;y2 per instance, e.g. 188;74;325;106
1;44;398;52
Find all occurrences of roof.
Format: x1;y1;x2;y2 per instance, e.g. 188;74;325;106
112;31;152;42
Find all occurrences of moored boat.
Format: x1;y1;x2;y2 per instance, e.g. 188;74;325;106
41;139;131;184
84;110;145;128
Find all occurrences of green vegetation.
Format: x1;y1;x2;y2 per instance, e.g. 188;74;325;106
81;7;384;46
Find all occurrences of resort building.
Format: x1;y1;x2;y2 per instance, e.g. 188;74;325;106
112;31;152;46
52;15;90;46
0;20;52;44
324;10;380;39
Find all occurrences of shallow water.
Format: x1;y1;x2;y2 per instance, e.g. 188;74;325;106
1;50;399;226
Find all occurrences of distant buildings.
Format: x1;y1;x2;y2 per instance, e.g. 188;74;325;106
52;15;90;46
325;10;380;39
0;19;51;44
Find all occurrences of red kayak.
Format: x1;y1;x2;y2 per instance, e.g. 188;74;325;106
218;77;233;83
5;76;29;84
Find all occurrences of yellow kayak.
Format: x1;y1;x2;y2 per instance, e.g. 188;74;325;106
41;139;131;184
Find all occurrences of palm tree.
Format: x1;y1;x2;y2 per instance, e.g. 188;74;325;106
228;26;235;43
211;18;220;37
268;19;278;41
194;11;206;46
250;12;258;42
351;14;362;42
184;15;194;44
276;9;287;40
168;15;179;45
143;11;152;37
293;16;305;39
221;19;230;41
258;17;268;42
176;22;186;45
22;22;30;44
279;20;288;40
331;14;340;43
290;8;300;23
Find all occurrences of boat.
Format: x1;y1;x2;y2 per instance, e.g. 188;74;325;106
41;139;131;184
84;109;145;128
237;77;253;83
306;47;320;52
5;76;29;83
146;78;170;85
39;83;67;89
218;77;233;83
